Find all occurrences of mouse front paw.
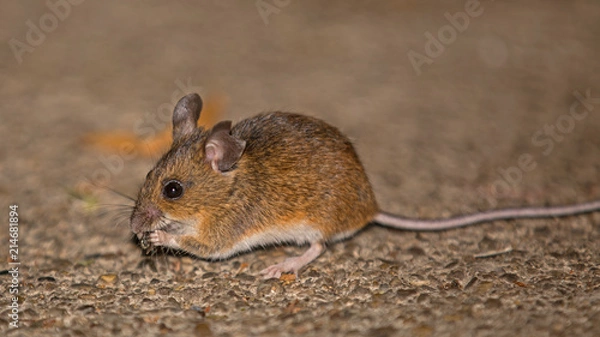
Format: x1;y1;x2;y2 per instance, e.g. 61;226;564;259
146;230;180;249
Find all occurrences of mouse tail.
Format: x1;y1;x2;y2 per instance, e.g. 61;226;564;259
374;199;600;231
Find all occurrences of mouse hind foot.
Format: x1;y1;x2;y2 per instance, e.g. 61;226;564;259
260;242;325;279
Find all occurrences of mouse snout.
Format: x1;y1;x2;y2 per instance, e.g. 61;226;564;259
130;203;162;235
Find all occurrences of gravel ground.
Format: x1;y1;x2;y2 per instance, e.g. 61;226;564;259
1;1;600;336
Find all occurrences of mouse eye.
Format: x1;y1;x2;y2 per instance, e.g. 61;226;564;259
162;180;184;200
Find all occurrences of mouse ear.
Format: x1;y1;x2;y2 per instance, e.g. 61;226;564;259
172;93;203;142
204;121;246;172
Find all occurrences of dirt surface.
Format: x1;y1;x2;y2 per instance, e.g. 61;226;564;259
1;1;600;336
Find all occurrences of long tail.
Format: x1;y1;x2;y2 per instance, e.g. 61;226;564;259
374;199;600;231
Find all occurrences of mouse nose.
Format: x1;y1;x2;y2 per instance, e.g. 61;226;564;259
130;204;162;234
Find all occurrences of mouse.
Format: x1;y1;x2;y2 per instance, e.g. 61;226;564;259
130;93;600;279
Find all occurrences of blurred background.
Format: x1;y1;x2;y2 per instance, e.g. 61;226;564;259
2;1;599;204
1;1;599;336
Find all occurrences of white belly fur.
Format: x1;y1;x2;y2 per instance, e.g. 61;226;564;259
207;223;324;259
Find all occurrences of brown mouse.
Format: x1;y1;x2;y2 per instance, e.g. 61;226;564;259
130;93;600;279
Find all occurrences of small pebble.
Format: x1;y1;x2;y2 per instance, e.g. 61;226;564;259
100;274;118;283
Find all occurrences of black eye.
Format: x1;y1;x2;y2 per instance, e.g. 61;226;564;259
162;180;184;200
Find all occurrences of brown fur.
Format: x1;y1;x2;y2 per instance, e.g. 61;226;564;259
130;95;378;259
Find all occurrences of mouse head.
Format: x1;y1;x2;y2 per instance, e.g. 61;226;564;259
130;93;246;247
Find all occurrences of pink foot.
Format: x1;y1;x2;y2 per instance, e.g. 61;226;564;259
260;242;324;279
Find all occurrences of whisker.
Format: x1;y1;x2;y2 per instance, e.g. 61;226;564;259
99;185;137;202
96;208;132;220
98;203;135;208
96;208;134;219
97;211;130;222
113;215;133;229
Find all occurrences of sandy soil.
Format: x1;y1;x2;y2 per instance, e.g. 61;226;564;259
1;1;599;336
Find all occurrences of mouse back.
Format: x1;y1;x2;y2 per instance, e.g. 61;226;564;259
228;111;379;240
